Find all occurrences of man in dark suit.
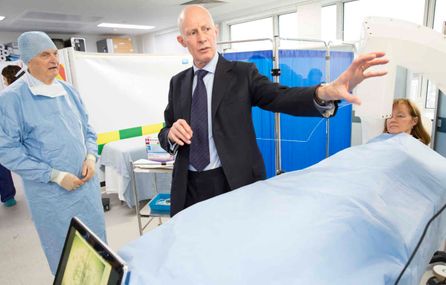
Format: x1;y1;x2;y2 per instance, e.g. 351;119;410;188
159;5;388;216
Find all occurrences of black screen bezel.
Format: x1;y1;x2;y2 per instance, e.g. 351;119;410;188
53;217;125;285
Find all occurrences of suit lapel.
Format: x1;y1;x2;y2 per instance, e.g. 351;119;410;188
212;55;233;120
180;67;194;123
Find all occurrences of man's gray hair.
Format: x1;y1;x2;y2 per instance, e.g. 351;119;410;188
177;5;215;35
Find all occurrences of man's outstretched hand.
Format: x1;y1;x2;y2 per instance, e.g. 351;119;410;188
316;52;389;105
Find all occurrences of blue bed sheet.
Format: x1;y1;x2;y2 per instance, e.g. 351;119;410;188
119;133;446;285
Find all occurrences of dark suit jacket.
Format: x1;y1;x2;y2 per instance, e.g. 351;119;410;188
159;54;332;216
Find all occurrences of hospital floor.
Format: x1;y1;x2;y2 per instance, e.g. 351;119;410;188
0;174;438;285
0;173;168;285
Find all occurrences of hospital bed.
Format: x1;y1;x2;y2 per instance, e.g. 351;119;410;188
118;133;446;285
99;136;171;207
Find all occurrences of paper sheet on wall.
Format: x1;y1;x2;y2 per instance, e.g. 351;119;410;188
66;50;192;133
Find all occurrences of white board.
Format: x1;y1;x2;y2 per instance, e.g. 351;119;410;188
66;49;192;133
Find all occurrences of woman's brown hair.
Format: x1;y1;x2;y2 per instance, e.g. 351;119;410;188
1;65;23;86
384;98;431;145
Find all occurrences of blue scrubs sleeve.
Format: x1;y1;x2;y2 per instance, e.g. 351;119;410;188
0;103;52;183
84;120;98;157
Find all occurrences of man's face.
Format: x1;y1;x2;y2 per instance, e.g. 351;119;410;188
177;7;218;68
28;48;59;84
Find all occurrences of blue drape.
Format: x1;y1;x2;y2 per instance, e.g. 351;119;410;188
224;51;276;178
223;50;353;178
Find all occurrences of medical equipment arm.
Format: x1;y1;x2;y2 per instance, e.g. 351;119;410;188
354;17;446;142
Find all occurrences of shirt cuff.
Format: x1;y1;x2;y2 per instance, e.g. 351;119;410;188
313;98;336;118
50;169;68;184
168;139;179;154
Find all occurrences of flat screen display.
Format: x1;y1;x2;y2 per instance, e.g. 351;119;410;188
54;217;127;285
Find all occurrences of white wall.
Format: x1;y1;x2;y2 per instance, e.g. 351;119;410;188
137;22;227;55
351;122;362;146
297;2;321;39
137;29;188;55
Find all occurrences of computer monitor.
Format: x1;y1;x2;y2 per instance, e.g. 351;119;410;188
54;217;127;285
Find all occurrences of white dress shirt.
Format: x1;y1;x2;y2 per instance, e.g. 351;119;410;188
188;52;222;171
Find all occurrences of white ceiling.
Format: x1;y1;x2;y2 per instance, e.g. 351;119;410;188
0;0;309;36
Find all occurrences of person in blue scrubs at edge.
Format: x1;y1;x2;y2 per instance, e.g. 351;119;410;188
0;65;23;207
0;31;106;275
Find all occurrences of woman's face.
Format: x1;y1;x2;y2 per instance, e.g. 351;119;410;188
386;103;418;134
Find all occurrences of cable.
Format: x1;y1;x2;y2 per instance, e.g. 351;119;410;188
256;104;349;144
394;202;446;284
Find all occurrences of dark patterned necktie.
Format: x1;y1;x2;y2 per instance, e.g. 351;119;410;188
189;69;210;171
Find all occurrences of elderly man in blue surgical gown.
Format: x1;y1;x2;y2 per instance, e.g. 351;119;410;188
0;31;106;274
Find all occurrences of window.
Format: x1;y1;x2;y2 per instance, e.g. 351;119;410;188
279;12;298;49
343;0;425;42
426;81;438;109
229;17;273;51
426;0;446;112
321;5;337;42
408;73;422;102
279;12;298;38
434;0;446;33
343;1;363;42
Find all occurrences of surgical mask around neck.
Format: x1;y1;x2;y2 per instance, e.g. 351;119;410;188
24;72;67;98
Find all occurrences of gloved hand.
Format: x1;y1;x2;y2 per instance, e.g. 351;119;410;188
59;172;84;191
81;157;96;182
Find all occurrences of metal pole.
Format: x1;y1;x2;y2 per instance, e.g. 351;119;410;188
325;42;331;158
279;37;327;45
217;38;273;46
279;37;331;158
130;161;143;236
218;38;285;175
272;35;283;175
431;89;441;149
217;37;340;174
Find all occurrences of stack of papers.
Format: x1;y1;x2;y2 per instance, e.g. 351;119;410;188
147;152;174;162
133;159;174;169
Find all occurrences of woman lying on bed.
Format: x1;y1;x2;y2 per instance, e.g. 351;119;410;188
119;129;446;285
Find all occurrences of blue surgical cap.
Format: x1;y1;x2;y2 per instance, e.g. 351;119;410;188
18;31;57;64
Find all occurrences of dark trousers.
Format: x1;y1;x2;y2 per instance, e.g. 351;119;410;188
0;164;16;203
185;167;230;209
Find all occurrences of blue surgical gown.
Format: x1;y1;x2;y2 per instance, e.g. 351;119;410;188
0;77;106;274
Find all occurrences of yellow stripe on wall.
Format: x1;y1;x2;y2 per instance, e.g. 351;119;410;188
97;131;120;145
142;123;164;135
97;122;164;155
